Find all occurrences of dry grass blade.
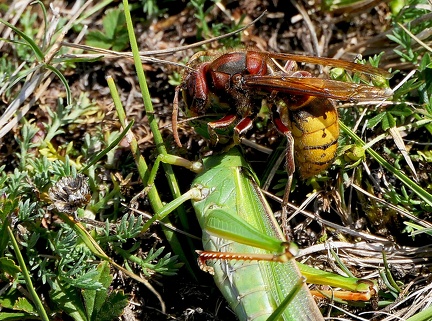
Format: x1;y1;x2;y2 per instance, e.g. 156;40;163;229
0;2;91;139
389;126;418;181
350;184;432;229
0;0;33;49
262;190;391;243
377;282;432;321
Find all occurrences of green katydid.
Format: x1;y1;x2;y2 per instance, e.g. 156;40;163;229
190;147;323;321
151;147;375;321
116;3;387;314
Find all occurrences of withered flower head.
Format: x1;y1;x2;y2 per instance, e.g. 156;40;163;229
48;174;91;214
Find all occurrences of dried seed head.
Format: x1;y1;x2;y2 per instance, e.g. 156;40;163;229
48;174;91;214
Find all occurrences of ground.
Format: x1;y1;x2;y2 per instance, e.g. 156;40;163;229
1;0;432;320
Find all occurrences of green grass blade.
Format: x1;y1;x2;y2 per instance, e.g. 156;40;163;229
45;64;72;106
121;0;195;276
406;305;432;321
0;18;44;60
7;226;50;321
340;121;432;207
80;119;133;173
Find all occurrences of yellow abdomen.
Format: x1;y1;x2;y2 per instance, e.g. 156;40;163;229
288;98;339;178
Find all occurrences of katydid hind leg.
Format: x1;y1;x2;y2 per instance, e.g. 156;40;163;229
271;109;296;237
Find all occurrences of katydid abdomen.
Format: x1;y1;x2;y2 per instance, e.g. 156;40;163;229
191;147;324;321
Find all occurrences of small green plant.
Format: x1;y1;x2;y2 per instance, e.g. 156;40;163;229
86;8;129;51
189;0;211;38
50;261;129;321
141;0;161;17
187;0;244;48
